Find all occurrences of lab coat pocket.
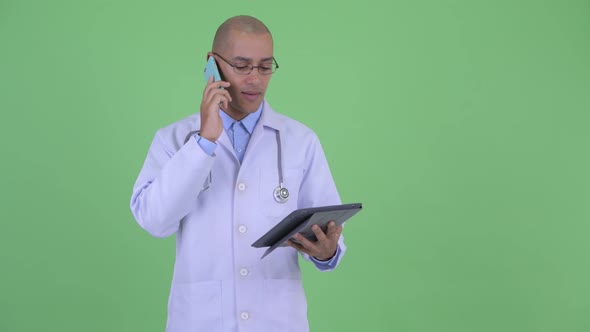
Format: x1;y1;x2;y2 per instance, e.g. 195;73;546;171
167;280;223;331
264;279;308;331
258;168;303;219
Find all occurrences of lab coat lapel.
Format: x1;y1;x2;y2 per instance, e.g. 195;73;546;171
218;129;244;165
216;129;233;155
242;101;283;165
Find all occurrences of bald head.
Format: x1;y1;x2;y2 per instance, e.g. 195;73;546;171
212;15;272;52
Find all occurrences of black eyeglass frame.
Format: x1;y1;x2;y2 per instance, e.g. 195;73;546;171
213;52;279;75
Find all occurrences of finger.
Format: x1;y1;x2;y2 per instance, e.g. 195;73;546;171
286;240;313;256
203;84;227;103
286;239;304;249
203;80;231;100
222;90;233;103
202;76;215;99
207;79;230;89
210;89;233;104
311;224;328;242
205;90;232;110
326;221;338;239
212;81;231;92
220;94;233;110
220;94;232;110
284;239;298;249
293;233;317;252
336;224;343;236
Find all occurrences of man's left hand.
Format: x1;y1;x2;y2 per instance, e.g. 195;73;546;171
285;221;342;261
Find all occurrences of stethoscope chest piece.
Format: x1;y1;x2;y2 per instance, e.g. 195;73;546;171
274;185;289;203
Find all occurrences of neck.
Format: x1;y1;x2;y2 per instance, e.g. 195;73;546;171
225;103;262;121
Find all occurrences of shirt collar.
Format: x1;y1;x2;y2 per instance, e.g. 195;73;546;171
219;102;263;135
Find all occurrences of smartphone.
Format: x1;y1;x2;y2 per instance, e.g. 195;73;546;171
203;56;222;83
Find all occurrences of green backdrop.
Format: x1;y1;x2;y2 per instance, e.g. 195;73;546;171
1;0;589;331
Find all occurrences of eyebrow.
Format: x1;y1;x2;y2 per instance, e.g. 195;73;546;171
233;56;274;62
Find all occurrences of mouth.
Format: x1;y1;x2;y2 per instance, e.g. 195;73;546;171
242;91;262;102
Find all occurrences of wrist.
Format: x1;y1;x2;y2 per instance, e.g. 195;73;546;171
198;131;218;142
314;248;337;262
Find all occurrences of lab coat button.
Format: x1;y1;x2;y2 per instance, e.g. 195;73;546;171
239;268;249;276
238;225;247;233
237;183;246;191
240;312;249;320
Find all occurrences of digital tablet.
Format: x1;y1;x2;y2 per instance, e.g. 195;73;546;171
252;203;362;259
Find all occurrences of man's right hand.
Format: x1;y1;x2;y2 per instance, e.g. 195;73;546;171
199;75;232;142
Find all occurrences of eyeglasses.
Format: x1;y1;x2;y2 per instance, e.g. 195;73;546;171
213;52;279;75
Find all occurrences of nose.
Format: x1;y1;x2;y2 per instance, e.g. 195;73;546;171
244;68;262;85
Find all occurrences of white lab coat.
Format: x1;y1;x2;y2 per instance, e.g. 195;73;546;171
130;101;345;332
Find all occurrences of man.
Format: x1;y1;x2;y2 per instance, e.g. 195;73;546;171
130;15;345;332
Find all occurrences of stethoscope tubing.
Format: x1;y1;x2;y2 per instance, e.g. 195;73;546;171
184;128;289;203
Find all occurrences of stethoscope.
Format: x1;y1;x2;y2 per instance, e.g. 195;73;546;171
184;129;289;203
